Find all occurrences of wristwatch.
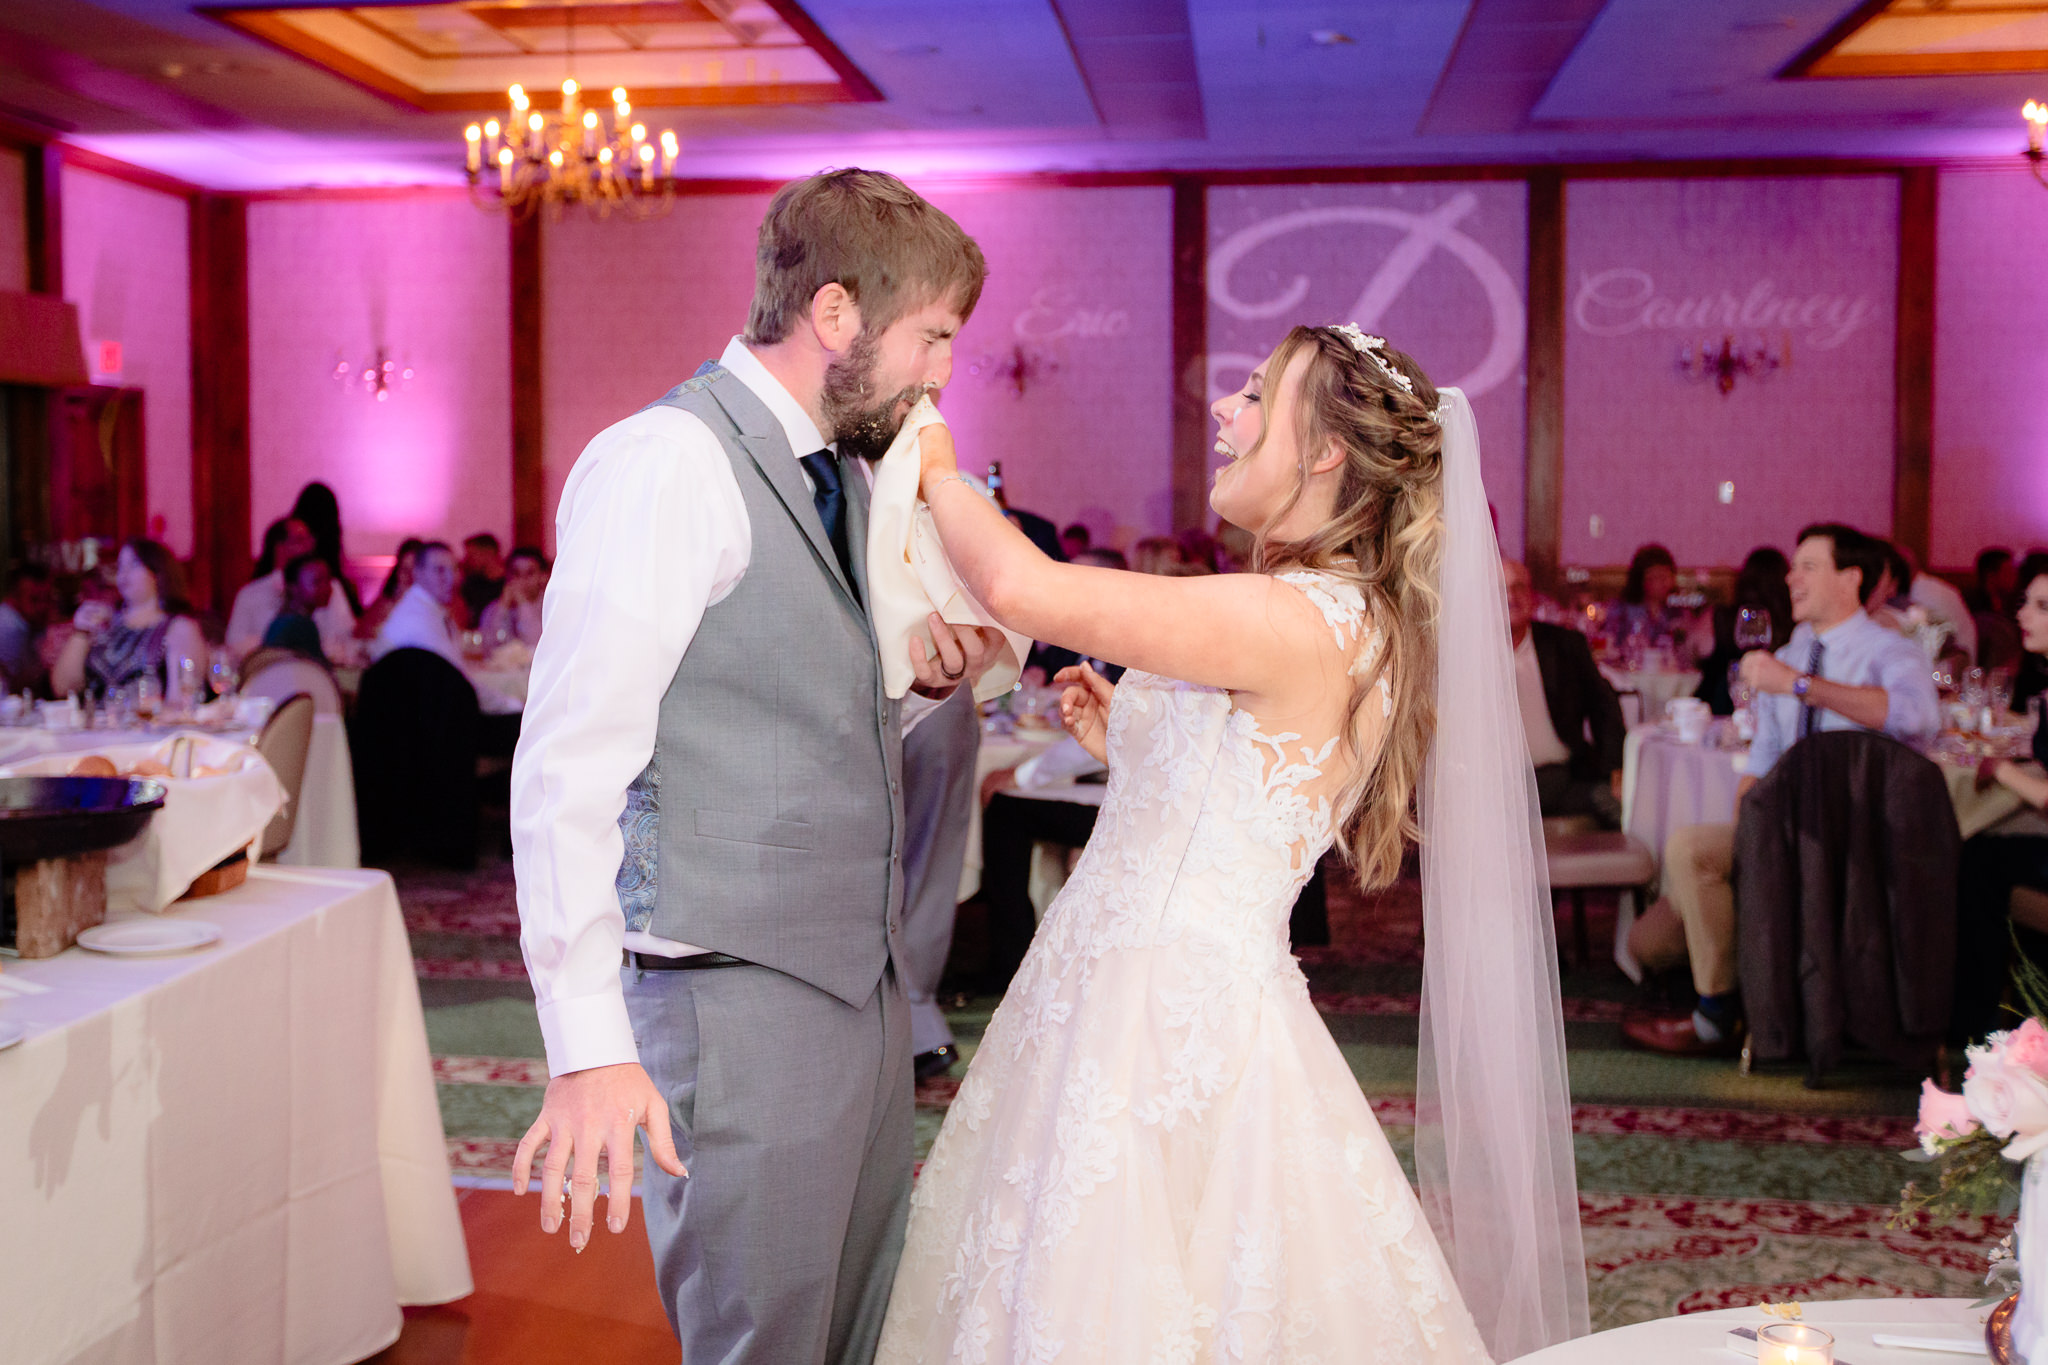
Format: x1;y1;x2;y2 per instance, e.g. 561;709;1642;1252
1792;673;1815;704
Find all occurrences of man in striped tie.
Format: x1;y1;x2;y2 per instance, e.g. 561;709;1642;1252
1624;523;1941;1055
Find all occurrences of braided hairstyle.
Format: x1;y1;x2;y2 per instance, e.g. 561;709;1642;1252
1248;325;1445;890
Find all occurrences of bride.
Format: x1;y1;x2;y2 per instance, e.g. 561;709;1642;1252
878;324;1587;1363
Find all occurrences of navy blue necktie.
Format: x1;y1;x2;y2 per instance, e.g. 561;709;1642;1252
797;450;856;593
1800;638;1826;737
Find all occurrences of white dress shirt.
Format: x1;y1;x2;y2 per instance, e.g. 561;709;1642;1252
226;570;357;662
513;337;937;1078
372;583;463;665
1513;633;1574;769
1744;609;1943;778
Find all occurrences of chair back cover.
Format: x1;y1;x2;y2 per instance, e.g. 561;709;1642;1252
254;692;315;858
353;647;480;868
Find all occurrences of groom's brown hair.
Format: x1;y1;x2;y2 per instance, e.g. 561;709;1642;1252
744;169;986;347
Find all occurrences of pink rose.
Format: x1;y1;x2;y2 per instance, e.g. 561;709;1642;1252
2008;1019;2048;1079
1918;1079;1980;1144
1963;1051;2048;1161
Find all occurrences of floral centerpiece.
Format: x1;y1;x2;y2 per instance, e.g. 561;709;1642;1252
1902;958;2048;1359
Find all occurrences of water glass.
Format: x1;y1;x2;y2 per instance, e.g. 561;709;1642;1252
173;655;202;709
209;649;238;702
135;674;160;722
1734;606;1773;653
1990;665;2016;722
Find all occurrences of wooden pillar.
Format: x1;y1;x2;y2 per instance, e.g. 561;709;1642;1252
1168;175;1208;533
24;142;62;295
189;194;250;616
510;213;545;550
1523;170;1566;591
1893;166;1936;567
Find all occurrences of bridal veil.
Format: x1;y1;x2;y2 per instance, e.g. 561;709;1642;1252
1416;388;1589;1358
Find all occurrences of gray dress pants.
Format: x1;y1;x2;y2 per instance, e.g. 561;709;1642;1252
898;686;981;1056
625;962;913;1365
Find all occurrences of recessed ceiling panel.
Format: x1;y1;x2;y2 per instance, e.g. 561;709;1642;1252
1788;0;2048;78
205;0;880;111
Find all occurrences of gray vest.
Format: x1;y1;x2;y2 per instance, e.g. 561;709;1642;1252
614;363;905;1007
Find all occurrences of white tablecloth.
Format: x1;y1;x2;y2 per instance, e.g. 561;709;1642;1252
467;665;528;716
0;718;360;871
0;867;471;1365
962;728;1064;901
1510;1296;1983;1363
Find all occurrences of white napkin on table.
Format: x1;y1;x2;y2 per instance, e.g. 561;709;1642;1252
865;396;1032;703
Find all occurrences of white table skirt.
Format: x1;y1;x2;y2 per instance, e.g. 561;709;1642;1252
961;728;1063;902
1510;1296;1985;1363
0;718;360;871
0;867;471;1365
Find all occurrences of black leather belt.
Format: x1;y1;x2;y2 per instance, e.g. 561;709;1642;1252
630;950;748;971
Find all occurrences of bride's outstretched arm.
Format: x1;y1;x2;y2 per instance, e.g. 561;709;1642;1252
919;427;1338;702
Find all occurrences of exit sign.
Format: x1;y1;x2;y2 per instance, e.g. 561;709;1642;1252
91;339;122;380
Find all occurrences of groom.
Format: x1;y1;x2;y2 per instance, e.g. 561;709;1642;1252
510;169;995;1364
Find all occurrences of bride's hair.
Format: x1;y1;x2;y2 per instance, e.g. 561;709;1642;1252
1250;326;1445;890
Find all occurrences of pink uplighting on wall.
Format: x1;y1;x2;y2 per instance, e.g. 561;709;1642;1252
1933;164;2048;566
61;164;193;557
247;193;511;560
1562;176;1900;568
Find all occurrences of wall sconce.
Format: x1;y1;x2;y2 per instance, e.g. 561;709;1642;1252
332;348;415;402
2026;100;2047;189
1677;333;1786;396
965;343;1058;398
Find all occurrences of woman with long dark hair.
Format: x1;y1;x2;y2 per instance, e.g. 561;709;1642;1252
51;538;208;697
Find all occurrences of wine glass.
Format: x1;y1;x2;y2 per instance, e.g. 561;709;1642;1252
1991;665;2016;724
173;655;202;712
209;649;238;703
134;674;160;723
1734;607;1773;654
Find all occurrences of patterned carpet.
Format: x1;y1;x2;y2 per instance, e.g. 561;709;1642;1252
396;853;2007;1334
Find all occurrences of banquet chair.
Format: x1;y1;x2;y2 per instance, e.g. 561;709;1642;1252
240;651;344;716
352;647;480;869
1544;829;1656;968
253;692;316;860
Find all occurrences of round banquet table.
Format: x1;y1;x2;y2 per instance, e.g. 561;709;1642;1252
0;867;471;1365
1509;1297;1986;1364
961;725;1064;901
0;716;360;869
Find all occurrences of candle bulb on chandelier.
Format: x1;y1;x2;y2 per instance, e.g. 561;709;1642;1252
527;111;543;156
638;141;654;188
2027;100;2048;156
497;145;513;193
464;123;481;173
582;109;598;156
613;86;630;126
484;119;501;160
660;128;678;176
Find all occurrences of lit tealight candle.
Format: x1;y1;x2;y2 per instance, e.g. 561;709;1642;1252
1757;1323;1833;1365
464;123;481;172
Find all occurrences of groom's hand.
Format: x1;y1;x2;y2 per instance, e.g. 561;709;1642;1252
910;612;1004;699
514;1061;686;1251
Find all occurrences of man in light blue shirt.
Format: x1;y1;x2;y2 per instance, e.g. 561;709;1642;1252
1624;523;1941;1056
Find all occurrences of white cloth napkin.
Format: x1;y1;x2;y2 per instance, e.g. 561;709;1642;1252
0;733;284;913
865;396;1032;703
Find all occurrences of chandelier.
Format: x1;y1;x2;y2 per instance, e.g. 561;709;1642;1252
1676;333;1786;396
2028;101;2047;190
465;79;678;219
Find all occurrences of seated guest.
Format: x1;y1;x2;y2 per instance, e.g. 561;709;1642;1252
356;537;424;640
477;546;548;647
51;538;208;697
458;533;506;627
0;563;55;694
1954;551;2048;1045
1696;547;1792;714
260;554;336;662
1506;558;1625;826
1609;542;1705;655
291;480;362;613
1901;543;1977;662
1059;522;1091;560
1623;522;1942;1055
1975;546;2024;669
372;541;464;665
227;515;356;662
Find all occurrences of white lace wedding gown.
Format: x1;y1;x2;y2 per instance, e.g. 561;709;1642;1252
877;572;1491;1365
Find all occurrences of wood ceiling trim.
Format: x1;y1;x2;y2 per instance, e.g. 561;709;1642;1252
202;1;878;112
1784;0;2048;78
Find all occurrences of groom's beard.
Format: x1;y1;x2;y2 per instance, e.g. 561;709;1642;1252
822;330;925;463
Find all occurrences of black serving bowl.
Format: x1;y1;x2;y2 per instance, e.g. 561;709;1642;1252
0;777;167;864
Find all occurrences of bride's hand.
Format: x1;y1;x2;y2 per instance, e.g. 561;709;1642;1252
1055;662;1113;765
917;423;959;498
